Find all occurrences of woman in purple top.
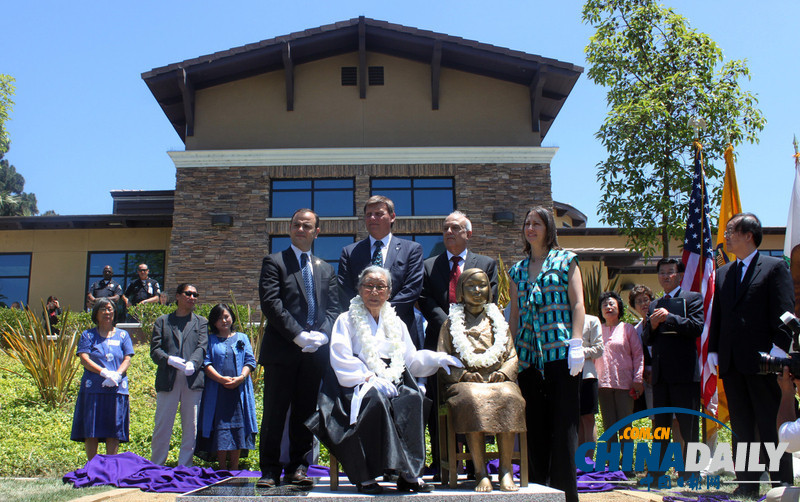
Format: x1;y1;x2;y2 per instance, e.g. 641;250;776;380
71;298;134;460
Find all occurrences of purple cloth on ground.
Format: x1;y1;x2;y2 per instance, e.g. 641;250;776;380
576;456;629;492
63;452;330;493
663;494;742;502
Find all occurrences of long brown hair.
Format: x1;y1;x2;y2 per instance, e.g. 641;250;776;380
522;206;560;255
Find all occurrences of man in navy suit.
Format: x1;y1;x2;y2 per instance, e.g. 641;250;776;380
257;208;339;488
418;210;498;476
642;257;703;467
709;213;795;495
338;195;424;345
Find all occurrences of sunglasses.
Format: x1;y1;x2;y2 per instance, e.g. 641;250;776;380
182;291;199;298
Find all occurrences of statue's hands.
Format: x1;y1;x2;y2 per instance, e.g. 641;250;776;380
487;371;505;383
462;371;484;383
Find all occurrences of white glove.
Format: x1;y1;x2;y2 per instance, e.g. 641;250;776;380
184;361;195;376
567;338;585;376
370;376;399;398
707;352;719;375
100;368;120;387
309;331;329;346
102;378;117;387
437;354;464;375
770;344;790;359
168;356;187;370
293;331;314;349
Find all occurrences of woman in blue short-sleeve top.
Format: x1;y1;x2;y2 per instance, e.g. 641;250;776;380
71;298;134;460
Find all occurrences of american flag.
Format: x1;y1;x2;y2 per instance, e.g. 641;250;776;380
680;141;717;411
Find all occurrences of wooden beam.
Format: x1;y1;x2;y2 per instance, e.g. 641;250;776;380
431;40;442;110
178;68;195;137
529;68;547;134
282;42;294;111
358;16;366;99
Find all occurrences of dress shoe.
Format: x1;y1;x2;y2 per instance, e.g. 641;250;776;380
357;482;384;495
284;465;313;487
397;477;435;493
256;473;279;488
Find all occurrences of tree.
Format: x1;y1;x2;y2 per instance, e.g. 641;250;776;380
0;76;39;216
583;0;765;258
0;75;13;154
0;150;38;216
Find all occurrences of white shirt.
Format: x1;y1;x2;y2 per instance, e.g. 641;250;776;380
446;249;468;272
736;249;758;282
368;234;392;267
291;244;313;276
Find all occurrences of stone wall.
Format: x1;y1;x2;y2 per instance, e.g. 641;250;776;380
166;162;552;313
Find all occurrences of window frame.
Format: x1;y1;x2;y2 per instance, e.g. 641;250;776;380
85;250;166;298
0;252;32;307
370;177;455;216
270;178;356;218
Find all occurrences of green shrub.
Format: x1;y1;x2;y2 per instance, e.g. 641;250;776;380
0;305;82;406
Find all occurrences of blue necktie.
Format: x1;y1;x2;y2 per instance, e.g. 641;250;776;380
371;240;383;266
301;253;316;327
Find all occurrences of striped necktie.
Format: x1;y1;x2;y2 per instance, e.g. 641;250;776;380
300;253;316;327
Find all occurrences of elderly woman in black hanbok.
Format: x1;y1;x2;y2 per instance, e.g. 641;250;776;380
307;265;463;495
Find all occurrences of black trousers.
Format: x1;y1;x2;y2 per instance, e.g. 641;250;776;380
723;369;793;485
518;359;580;502
652;380;700;471
259;354;323;476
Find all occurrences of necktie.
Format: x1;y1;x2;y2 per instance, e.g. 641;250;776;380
733;261;743;294
301;253;316;327
371;240;384;266
663;294;671;300
448;256;462;303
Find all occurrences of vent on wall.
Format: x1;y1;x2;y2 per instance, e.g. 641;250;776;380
341;67;357;86
368;66;384;85
340;66;385;86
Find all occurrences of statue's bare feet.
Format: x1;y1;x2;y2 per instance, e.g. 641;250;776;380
499;471;519;492
475;474;492;492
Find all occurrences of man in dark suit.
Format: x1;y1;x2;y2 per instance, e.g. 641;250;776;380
709;213;795;494
338;195;424;345
642;257;703;465
150;283;208;466
418;210;498;476
258;208;339;488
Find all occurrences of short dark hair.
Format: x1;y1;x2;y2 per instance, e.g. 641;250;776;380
628;284;654;307
291;208;319;228
598;291;624;323
656;257;685;274
522;206;560;255
175;283;196;297
730;212;763;247
91;297;116;326
207;303;237;334
363;195;395;216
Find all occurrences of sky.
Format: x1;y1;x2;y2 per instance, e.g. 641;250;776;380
3;0;799;227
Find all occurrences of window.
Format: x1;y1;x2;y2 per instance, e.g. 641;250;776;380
371;178;454;216
396;234;445;259
368;66;384;86
86;251;166;295
0;253;31;307
270;236;356;273
271;179;355;218
341;67;357;86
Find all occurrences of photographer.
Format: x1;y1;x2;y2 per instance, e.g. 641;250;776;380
767;367;800;502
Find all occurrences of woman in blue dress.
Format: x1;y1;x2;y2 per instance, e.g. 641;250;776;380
197;304;258;470
71;297;134;460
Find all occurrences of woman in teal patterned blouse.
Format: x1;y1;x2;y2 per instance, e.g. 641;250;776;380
508;206;585;502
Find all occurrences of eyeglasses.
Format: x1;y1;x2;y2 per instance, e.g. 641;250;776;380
182;291;199;298
361;284;388;293
723;229;736;238
138;269;148;273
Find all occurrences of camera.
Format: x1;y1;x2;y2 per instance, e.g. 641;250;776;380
758;312;800;375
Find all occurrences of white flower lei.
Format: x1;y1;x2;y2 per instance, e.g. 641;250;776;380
448;303;509;368
348;296;407;384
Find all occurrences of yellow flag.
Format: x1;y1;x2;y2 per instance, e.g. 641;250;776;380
715;144;742;265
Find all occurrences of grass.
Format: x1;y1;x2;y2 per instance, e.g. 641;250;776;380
0;479;112;502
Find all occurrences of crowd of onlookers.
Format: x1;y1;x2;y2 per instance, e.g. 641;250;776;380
17;198;793;497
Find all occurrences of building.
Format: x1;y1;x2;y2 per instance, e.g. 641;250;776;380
0;18;785;313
